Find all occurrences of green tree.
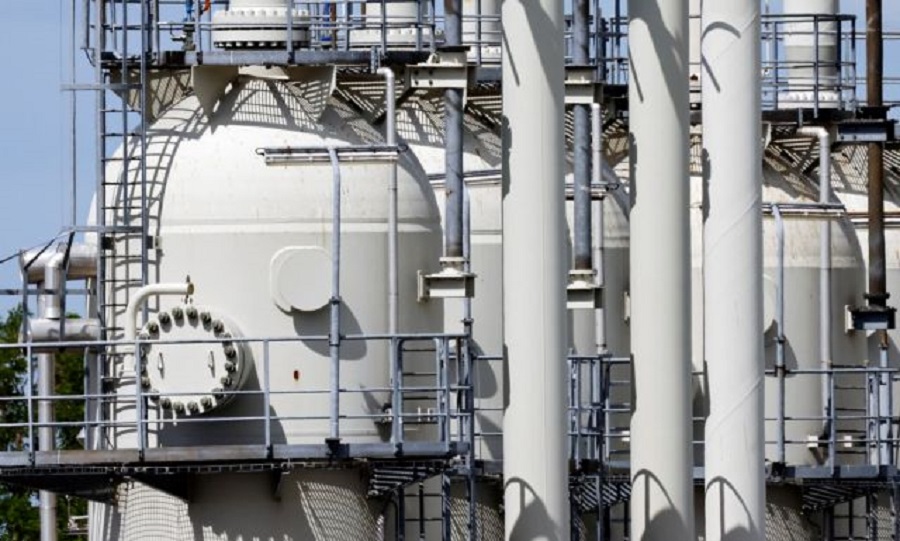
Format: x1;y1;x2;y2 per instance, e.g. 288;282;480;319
0;306;88;540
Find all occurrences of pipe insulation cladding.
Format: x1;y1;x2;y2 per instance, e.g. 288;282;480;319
501;0;568;539
628;1;694;540
702;1;766;541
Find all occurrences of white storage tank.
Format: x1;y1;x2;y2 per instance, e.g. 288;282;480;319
91;72;444;539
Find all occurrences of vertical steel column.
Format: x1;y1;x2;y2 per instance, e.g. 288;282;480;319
702;1;765;540
628;0;693;540
444;0;464;259
572;0;592;270
501;0;568;537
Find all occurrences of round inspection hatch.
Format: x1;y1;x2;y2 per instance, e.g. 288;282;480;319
270;246;332;312
138;305;250;417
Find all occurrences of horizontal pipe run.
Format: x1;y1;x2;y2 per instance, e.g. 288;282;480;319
21;244;98;284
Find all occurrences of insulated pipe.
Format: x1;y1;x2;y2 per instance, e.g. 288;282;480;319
377;67;398;336
41;254;66;321
28;318;102;346
38;349;57;541
124;282;194;343
797;126;834;450
628;1;693;540
21;244;98;284
37;263;61;541
444;0;465;260
702;1;765;540
572;0;592;271
501;0;568;537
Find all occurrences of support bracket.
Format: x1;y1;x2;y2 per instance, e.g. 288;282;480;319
418;257;475;300
406;47;474;104
566;269;602;309
564;65;601;105
835;120;896;143
846;302;897;331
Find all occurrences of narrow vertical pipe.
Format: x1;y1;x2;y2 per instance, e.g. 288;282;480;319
444;0;464;259
71;0;78;229
628;0;693;540
377;67;398;335
592;103;606;353
798;127;834;459
94;0;108;455
139;0;149;294
501;0;568;537
327;147;342;441
702;1;765;541
880;345;893;465
773;205;786;465
377;67;402;446
572;0;591;270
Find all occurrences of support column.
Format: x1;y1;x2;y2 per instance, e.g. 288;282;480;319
628;1;694;540
702;1;765;540
501;0;567;537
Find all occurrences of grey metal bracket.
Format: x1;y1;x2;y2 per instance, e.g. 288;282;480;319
418;257;475;301
405;47;474;104
566;269;602;310
846;304;897;331
565;65;601;105
835;120;896;143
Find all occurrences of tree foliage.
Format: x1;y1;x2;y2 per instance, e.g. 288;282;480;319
0;306;88;540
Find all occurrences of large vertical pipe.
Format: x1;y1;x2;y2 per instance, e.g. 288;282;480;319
628;1;693;540
572;0;592;271
444;0;464;260
501;0;567;537
866;0;891;467
867;0;886;310
702;1;765;540
38;255;64;541
38;349;57;541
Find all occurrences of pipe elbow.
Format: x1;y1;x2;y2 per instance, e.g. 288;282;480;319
125;281;195;342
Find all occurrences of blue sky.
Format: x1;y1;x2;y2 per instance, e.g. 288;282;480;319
0;1;897;313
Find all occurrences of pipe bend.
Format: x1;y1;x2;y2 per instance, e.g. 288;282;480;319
41;253;67;320
125;282;195;342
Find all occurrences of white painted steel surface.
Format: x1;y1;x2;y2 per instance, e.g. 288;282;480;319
501;0;569;538
702;2;765;540
93;75;443;540
628;1;694;540
780;0;840;108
